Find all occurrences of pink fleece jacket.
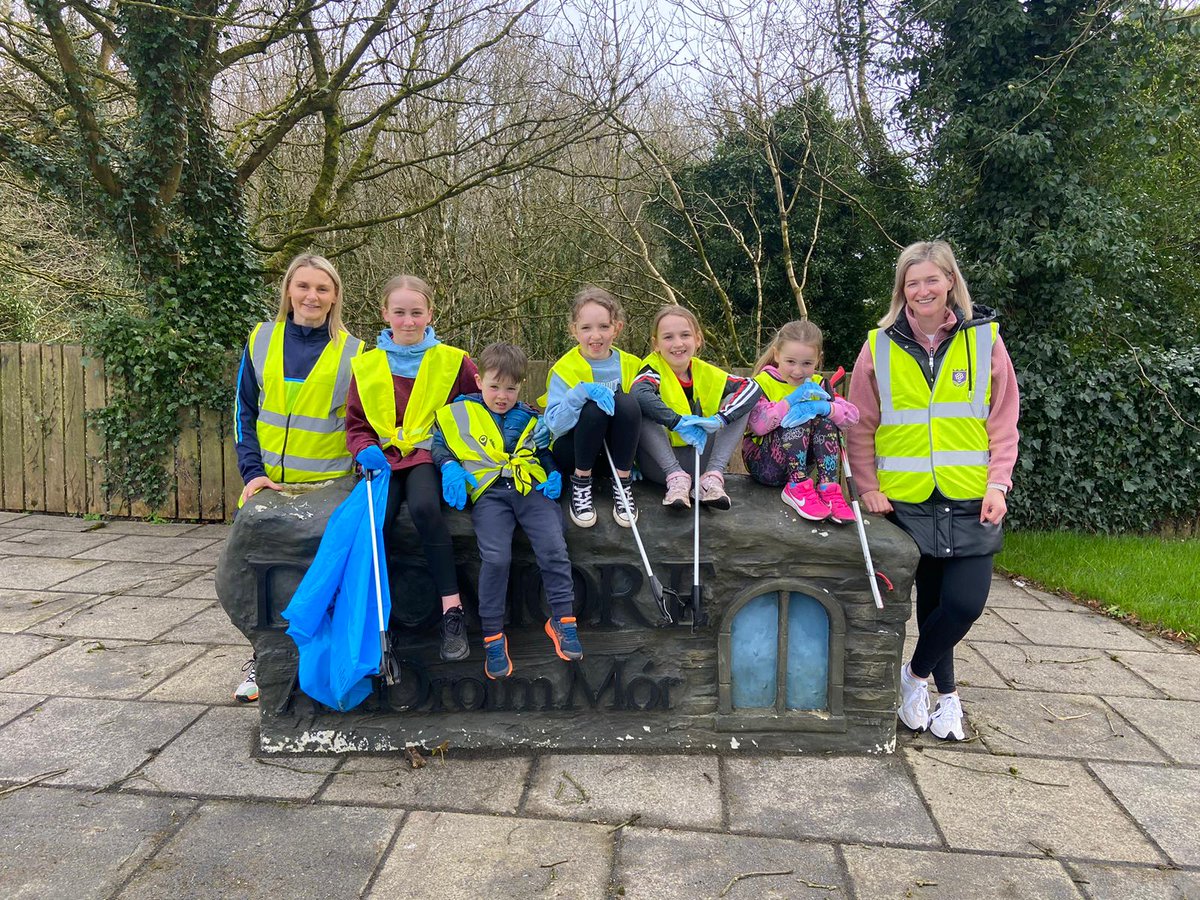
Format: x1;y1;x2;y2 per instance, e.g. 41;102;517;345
845;307;1020;494
746;366;860;435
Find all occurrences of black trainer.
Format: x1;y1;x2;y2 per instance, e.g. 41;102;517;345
569;475;597;528
440;606;469;661
612;476;638;528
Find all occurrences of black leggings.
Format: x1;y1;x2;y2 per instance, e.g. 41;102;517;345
909;554;993;693
383;463;458;598
551;393;641;474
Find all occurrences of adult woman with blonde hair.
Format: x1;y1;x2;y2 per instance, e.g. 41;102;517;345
231;252;365;701
847;241;1020;741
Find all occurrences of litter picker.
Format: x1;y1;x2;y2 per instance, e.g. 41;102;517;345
365;469;402;684
688;447;708;628
604;442;678;625
827;367;892;610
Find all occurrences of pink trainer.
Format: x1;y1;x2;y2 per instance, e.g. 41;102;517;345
820;482;856;524
781;478;831;521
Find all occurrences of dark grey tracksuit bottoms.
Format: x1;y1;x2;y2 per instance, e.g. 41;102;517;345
472;478;575;635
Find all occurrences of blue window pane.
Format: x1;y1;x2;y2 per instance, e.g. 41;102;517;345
786;592;829;710
731;594;778;708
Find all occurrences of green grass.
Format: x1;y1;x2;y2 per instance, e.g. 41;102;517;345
996;531;1200;642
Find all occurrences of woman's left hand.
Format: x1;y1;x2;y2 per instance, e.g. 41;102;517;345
980;487;1007;525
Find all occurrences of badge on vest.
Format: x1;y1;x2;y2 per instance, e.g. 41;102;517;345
479;434;491;446
952;369;968;386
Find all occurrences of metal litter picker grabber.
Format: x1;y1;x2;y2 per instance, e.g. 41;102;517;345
688;447;708;628
365;469;402;684
604;442;678;625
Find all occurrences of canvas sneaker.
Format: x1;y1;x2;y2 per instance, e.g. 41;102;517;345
612;477;638;527
820;483;856;525
662;472;691;509
234;657;259;704
569;475;597;528
545;616;584;661
699;472;732;510
439;606;469;661
930;692;966;741
898;663;931;732
781;478;831;521
483;633;513;680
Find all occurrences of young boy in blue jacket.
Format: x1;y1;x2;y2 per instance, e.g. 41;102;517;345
432;342;583;680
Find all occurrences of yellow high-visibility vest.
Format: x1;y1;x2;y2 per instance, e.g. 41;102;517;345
641;353;729;447
869;323;997;502
537;346;641;408
248;322;363;484
351;344;467;456
435;401;546;501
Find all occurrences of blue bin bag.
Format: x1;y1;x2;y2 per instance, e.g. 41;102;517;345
282;469;392;712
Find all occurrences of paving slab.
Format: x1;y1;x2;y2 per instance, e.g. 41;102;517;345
0;696;203;789
37;594;212;641
988;579;1054;610
842;845;1083;899
0;529;119;557
956;607;1030;643
150;646;248;705
524;753;722;829
1103;697;1200;764
72;534;220;563
0;691;42;727
953;641;1010;689
165;569;218;600
1143;635;1195;655
971;642;1167;698
2;513;100;532
725;755;939;846
119;799;400;900
613;828;846;899
0;787;196;900
0;632;67;676
90;520;201;536
905;748;1164;863
992;608;1160;651
0;556;103;590
0;588;98;633
0;511;29;525
322;754;531;814
1090;764;1200;868
189;523;233;540
47;560;210;597
171;542;226;566
1113;649;1200;700
369;810;612;899
158;603;251;645
0;638;203;700
1071;862;1200;899
139;706;338;800
965;688;1167;763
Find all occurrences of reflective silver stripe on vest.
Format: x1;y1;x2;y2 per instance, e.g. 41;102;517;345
880;408;928;426
877;450;991;472
257;409;347;434
971;324;993;417
250;322;276;391
331;336;362;413
445;404;516;478
931;401;989;419
875;329;894;417
260;449;350;474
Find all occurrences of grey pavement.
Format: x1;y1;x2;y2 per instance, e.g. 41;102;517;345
1;511;1199;899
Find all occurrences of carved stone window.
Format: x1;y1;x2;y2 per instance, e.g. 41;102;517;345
716;579;846;732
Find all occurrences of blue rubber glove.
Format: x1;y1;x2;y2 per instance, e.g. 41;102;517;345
356;445;388;475
681;415;724;434
535;470;562;500
781;399;832;428
440;461;478;510
572;382;615;415
785;381;830;405
672;422;708;453
532;419;552;449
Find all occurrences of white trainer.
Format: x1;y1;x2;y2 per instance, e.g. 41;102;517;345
897;663;930;732
930;692;966;741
